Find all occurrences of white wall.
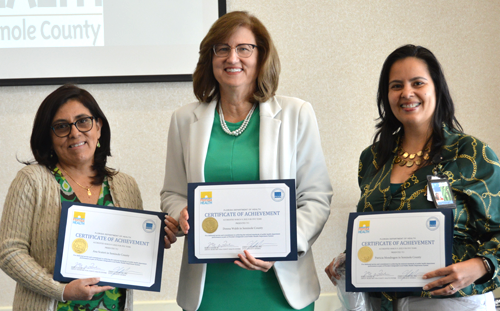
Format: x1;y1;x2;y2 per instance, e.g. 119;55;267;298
1;0;499;308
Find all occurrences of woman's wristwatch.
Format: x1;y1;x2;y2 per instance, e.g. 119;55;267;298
481;256;493;275
474;256;494;284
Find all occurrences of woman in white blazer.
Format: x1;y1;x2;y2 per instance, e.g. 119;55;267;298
160;11;333;311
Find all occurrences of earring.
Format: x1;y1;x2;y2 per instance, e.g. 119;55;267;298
97;140;101;148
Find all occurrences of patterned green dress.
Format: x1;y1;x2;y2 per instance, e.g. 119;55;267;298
357;125;500;310
53;168;126;311
196;107;314;311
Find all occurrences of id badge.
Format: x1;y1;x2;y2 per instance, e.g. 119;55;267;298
426;175;456;209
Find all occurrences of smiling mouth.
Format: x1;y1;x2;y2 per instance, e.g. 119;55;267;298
401;103;421;108
69;142;86;148
225;68;242;73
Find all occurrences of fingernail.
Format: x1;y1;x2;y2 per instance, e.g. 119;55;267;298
423;285;428;290
422;275;427;279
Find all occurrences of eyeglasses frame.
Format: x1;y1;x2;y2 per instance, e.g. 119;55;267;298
51;116;96;138
212;43;258;58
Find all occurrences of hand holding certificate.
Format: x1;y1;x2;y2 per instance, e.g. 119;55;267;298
54;202;166;292
346;209;453;292
187;180;298;263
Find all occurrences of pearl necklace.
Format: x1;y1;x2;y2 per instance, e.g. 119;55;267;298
218;103;257;136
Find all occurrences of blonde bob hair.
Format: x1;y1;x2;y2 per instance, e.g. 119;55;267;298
193;11;281;103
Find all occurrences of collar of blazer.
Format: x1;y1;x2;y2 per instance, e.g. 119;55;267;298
189;96;283;181
192;96;283;120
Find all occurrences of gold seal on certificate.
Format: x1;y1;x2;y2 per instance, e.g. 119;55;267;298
202;217;218;233
55;203;166;291
346;210;453;292
357;246;373;263
71;238;88;254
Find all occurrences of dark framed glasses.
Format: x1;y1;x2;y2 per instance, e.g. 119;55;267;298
51;116;95;138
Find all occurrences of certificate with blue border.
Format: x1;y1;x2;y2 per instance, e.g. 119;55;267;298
187;179;298;264
54;202;166;292
346;209;453;292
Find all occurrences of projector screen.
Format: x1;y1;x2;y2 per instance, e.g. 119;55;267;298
0;0;226;85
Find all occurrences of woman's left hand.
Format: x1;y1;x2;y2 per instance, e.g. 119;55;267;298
235;250;275;272
422;257;487;295
164;215;179;249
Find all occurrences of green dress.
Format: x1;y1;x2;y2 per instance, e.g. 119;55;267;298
197;107;313;311
358;125;500;310
53;168;126;311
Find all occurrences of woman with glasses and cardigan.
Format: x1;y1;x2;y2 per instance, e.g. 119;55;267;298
161;11;333;311
0;85;179;311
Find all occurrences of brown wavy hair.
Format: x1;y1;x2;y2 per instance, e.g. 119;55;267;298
193;11;280;103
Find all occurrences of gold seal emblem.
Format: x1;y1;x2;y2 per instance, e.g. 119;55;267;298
72;238;88;254
358;246;373;263
202;217;218;234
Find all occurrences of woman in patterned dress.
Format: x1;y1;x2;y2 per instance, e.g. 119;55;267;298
325;45;500;311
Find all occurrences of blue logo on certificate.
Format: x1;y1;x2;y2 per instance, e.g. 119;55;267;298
358;220;370;233
200;191;212;204
143;219;156;233
73;211;85;225
271;188;285;202
426;217;439;231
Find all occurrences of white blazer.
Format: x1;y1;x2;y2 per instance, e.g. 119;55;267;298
160;95;333;310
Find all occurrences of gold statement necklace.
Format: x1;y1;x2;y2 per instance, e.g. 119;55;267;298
61;168;94;196
394;146;430;168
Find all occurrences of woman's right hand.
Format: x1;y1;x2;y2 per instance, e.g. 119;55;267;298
164;215;179;248
63;277;114;301
325;253;346;286
179;206;190;234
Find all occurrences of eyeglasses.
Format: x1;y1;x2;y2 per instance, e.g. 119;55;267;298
213;44;257;58
51;116;95;138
